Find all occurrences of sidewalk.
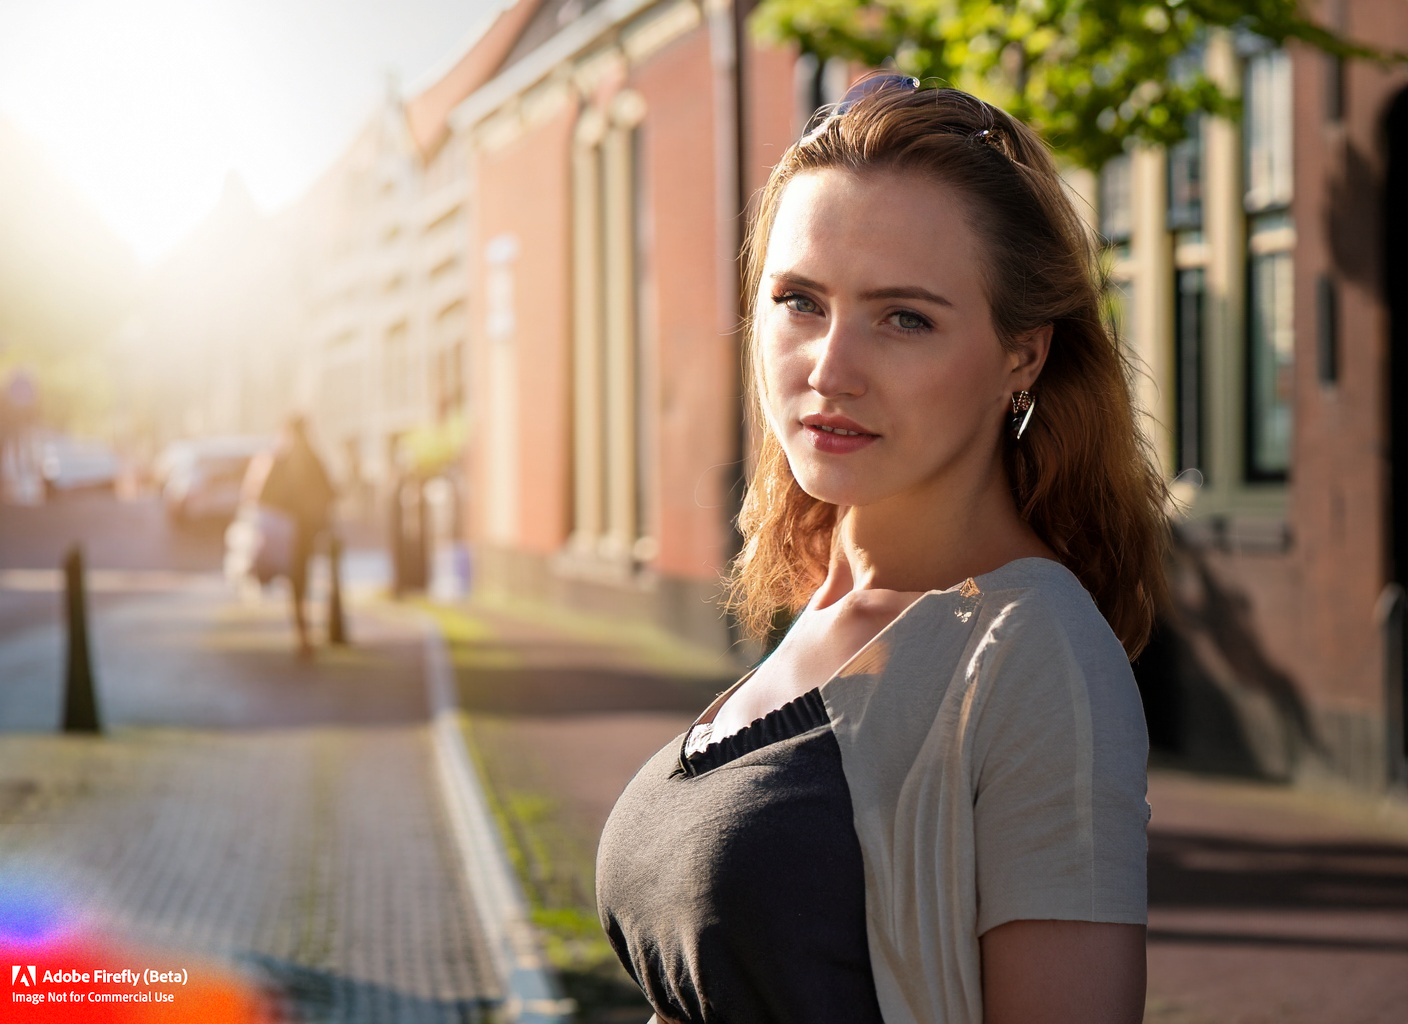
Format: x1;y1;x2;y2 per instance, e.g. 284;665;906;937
1145;770;1408;1024
0;583;502;1022
428;595;1408;1024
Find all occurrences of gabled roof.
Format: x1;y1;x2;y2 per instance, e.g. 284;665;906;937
498;0;611;73
405;0;552;160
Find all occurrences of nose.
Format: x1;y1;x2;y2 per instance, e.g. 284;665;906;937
806;319;867;399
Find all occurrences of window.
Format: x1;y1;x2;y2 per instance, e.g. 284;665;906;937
1316;273;1338;385
1099;154;1133;245
1167;113;1207;478
1247;251;1294;478
1244;48;1293;212
1167;117;1203;232
1243;46;1295;481
384;321;410;410
434;301;466;417
1325;54;1345;124
1098;153;1135;353
435;341;464;417
1174;268;1206;477
570;93;654;565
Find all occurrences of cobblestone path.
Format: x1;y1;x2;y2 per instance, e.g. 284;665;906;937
0;725;499;1022
0;580;503;1024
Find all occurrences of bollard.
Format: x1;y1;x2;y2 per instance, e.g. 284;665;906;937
62;545;102;733
408;477;429;592
389;475;405;598
391;474;429;596
327;533;348;646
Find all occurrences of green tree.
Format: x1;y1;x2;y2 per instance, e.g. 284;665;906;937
752;0;1405;168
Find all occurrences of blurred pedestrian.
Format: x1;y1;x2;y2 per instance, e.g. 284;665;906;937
250;415;336;659
597;79;1166;1024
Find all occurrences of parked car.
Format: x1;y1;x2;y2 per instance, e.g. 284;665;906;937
40;436;122;497
161;436;272;524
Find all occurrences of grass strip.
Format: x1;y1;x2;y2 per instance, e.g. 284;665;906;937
425;601;653;1023
457;714;650;1023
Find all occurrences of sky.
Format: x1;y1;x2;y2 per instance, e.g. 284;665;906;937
0;0;503;264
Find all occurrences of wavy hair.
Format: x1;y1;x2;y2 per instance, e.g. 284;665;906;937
725;85;1169;659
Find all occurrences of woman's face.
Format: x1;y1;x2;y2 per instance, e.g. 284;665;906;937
756;167;1041;512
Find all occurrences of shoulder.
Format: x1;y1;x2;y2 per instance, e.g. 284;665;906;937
970;560;1129;682
955;566;1148;882
947;560;1142;743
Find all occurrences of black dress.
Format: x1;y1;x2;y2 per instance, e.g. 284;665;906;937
595;688;885;1023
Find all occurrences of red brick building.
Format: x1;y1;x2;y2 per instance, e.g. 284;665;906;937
1121;4;1408;792
452;0;798;650
442;0;1408;791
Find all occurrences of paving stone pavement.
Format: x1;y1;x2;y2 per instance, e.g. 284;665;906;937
0;587;502;1023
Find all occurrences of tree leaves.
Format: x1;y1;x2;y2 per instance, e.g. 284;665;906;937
752;0;1405;167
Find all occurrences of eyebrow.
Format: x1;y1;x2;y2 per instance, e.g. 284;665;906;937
769;272;955;309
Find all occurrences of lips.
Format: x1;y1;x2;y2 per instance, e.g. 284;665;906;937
800;413;877;436
800;413;879;454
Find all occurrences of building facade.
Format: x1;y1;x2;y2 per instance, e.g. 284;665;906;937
452;0;802;651
448;0;1408;793
301;3;546;515
1109;6;1408;791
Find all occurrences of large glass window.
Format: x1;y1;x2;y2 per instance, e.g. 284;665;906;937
1174;268;1207;477
1243;45;1294;482
1245;49;1294;212
1247;251;1294;478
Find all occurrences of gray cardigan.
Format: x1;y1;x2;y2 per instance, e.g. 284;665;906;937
819;557;1149;1023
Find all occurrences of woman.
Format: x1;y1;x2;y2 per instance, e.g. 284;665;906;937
249;415;336;658
597;79;1166;1024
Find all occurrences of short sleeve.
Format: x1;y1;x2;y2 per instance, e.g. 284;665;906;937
969;594;1149;936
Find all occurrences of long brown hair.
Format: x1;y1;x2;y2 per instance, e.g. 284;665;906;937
726;85;1168;659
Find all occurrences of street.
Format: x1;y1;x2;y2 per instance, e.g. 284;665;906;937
0;491;230;639
0;493;499;1022
3;492;1408;1023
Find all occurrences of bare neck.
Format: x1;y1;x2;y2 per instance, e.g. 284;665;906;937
812;470;1052;609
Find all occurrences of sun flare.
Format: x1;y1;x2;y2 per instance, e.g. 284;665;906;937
0;0;467;265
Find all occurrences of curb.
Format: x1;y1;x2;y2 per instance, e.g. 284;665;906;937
418;615;575;1024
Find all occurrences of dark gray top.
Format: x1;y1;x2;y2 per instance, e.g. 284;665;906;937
595;688;884;1024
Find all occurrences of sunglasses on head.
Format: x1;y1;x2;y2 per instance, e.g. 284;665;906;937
836;73;921;114
800;74;1012;158
800;73;920;140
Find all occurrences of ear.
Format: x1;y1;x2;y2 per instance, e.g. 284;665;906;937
1007;323;1052;391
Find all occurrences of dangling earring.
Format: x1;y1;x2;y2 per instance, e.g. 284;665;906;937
1010;391;1036;440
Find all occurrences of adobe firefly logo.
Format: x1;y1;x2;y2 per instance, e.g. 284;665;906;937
12;966;37;987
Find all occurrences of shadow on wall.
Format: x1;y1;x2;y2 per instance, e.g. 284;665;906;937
1326;139;1380;290
1133;530;1318;781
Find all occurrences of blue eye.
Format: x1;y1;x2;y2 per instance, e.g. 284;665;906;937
774;292;819;314
891;310;931;332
